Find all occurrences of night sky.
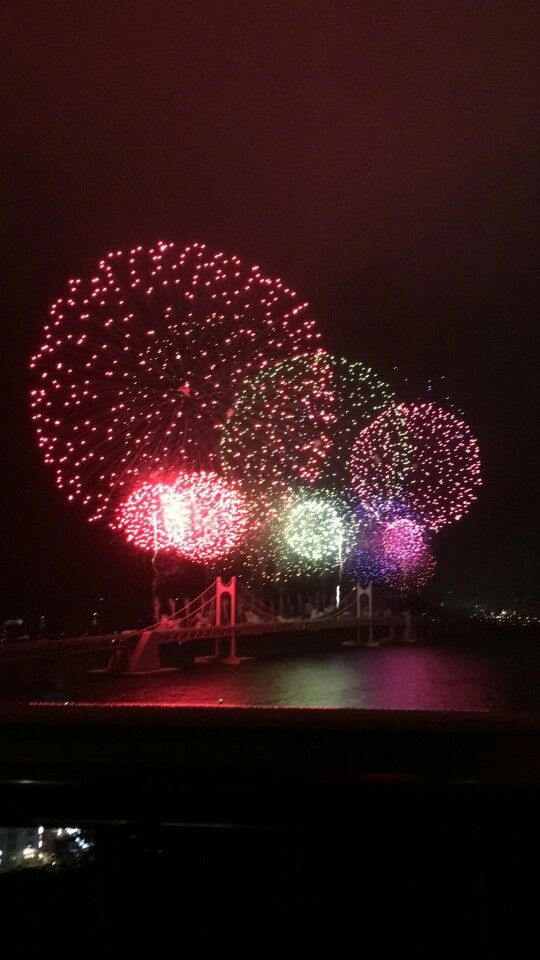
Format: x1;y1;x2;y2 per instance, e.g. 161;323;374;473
1;1;538;627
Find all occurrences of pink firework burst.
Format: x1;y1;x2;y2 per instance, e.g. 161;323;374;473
350;402;482;531
30;241;320;525
380;518;436;591
381;518;429;572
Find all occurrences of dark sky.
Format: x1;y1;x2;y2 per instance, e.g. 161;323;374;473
1;0;538;625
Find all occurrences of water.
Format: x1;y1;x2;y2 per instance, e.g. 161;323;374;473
57;635;540;712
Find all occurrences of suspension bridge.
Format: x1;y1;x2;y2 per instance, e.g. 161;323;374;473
0;579;427;685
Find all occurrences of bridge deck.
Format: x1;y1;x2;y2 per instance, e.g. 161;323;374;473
0;615;427;688
158;614;411;644
0;633;132;660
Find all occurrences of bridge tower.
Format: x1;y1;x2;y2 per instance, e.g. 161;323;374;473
195;576;253;666
356;583;374;646
216;575;236;628
217;576;252;665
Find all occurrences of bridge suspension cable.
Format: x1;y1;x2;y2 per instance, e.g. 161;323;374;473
146;581;216;631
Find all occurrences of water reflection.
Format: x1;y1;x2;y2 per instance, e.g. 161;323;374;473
37;639;540;712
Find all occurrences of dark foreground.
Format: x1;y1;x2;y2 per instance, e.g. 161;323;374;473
2;637;539;958
1;703;539;958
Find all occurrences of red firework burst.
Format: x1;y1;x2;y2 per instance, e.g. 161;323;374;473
115;470;251;562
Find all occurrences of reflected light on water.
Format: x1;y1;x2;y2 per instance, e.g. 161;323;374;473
26;640;540;713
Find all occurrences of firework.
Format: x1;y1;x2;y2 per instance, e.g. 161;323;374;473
319;355;397;487
381;517;427;569
112;479;174;552
350;402;481;531
345;513;436;591
115;470;251;562
221;352;396;504
380;517;434;584
30;241;320;526
348;406;411;512
342;509;390;586
271;488;357;579
220;351;335;500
